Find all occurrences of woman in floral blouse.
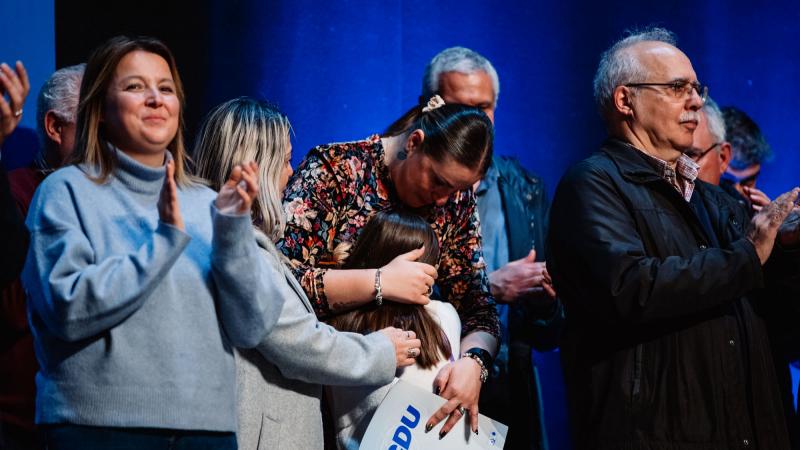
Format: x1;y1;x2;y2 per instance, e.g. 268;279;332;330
278;96;499;436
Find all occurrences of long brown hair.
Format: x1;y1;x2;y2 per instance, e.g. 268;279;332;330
327;209;452;369
383;102;494;177
69;35;191;185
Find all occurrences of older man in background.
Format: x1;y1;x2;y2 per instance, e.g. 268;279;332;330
1;63;83;450
690;97;800;446
549;27;800;449
422;47;562;449
721;106;773;213
685;97;731;186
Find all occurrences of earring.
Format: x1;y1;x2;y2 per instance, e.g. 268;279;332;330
397;150;407;161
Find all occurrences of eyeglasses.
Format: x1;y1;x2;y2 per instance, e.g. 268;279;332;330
722;170;760;188
625;80;708;103
685;142;721;161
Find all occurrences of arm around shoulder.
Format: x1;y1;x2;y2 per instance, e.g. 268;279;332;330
254;280;395;386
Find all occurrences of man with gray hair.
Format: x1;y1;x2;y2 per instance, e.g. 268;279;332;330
34;63;85;170
689;97;800;447
685;97;733;186
1;63;83;450
422;46;561;450
548;27;800;448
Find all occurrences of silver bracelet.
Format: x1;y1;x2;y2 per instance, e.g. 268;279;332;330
374;268;383;306
460;352;489;383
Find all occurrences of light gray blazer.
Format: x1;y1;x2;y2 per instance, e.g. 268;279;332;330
236;232;396;450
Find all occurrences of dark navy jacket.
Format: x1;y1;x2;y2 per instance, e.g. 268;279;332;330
549;139;794;449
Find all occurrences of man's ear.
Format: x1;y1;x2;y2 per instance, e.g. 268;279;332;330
719;142;732;174
613;85;635;117
405;129;426;156
44;110;63;146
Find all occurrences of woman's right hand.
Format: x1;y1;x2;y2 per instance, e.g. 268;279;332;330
380;247;437;305
158;160;184;231
379;327;421;367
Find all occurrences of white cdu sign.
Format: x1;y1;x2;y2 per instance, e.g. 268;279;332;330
362;380;508;449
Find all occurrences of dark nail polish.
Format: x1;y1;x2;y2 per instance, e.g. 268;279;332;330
425;423;433;433
474;428;479;436
439;430;448;439
434;386;440;395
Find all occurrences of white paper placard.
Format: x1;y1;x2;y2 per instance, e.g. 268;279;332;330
361;379;508;449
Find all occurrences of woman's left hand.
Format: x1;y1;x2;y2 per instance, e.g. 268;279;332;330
216;162;259;215
426;356;482;438
0;61;30;148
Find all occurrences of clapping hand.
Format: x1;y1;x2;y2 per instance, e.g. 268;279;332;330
743;186;771;213
748;187;799;263
216;162;259;215
158;160;184;231
0;61;30;149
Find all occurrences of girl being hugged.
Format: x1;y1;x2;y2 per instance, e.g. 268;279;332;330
326;209;462;447
279;95;499;437
22;36;280;449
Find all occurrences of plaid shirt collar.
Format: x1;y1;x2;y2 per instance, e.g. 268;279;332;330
621;141;699;202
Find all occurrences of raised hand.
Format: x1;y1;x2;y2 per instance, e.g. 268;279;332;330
380;247;437;305
743;186;771;213
489;249;557;304
378;327;422;367
157;160;184;231
747;187;799;264
216;161;259;215
0;61;30;149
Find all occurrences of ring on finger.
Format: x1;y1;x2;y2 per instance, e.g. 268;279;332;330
13;108;22;117
457;406;467;416
407;348;418;358
426;285;433;297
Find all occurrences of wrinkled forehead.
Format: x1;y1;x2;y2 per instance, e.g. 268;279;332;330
628;41;697;82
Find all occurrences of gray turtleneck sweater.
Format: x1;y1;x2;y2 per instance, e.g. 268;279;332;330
22;149;284;432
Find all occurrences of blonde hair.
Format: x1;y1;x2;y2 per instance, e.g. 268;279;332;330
69;36;191;185
193;97;291;241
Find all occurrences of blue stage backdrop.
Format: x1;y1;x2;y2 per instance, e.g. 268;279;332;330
0;0;54;169
199;8;799;444
201;0;800;202
2;1;800;448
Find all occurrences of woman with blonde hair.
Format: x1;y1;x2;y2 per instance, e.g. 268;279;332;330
22;36;281;449
192;97;421;450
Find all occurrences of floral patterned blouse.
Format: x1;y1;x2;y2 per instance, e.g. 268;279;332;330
277;135;500;338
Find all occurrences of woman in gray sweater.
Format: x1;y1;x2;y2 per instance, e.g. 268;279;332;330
22;37;283;449
193;97;422;450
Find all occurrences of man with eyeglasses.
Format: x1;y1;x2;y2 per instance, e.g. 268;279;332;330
687;101;773;215
548;27;800;449
685;97;732;186
721;106;774;214
690;97;800;446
